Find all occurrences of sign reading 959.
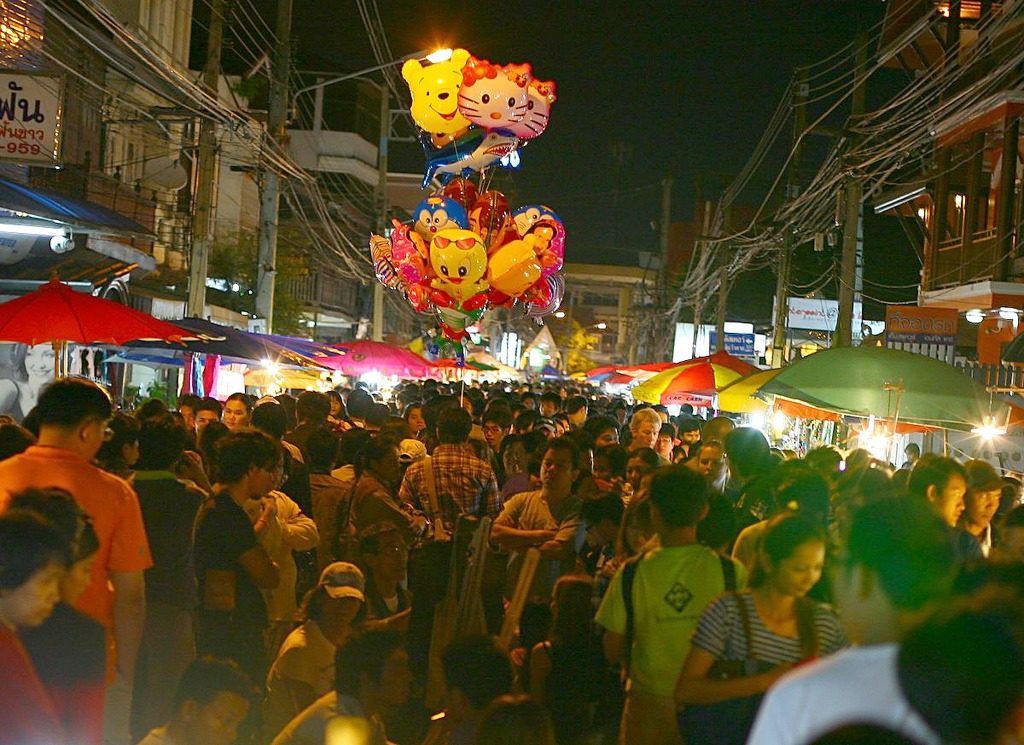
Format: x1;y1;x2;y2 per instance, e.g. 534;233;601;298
0;71;63;165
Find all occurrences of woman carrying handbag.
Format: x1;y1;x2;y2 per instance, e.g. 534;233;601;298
675;515;848;745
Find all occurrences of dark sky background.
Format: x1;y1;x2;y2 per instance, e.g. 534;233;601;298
203;0;922;322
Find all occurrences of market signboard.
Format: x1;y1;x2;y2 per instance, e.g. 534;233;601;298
708;330;756;358
885;306;958;344
783;296;864;332
0;71;63;165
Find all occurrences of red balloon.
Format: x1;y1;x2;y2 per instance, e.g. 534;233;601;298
470;190;511;249
442;177;479;212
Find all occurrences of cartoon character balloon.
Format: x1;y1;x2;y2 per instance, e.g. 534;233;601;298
413;195;469;242
457;57;531;133
402;49;472;136
512;204;560;236
507;79;557;141
428;228;490;307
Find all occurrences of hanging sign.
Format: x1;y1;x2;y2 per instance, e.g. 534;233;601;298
0;71;63;164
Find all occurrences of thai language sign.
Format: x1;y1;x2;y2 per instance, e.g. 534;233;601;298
0;72;63;164
885;306;959;344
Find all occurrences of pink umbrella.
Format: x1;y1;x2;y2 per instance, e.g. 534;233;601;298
327;340;433;378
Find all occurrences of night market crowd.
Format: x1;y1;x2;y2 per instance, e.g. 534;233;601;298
3;377;1024;745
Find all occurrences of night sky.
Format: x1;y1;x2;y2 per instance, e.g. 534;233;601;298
213;0;922;321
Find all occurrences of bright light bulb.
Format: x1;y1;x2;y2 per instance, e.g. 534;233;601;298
554;311;565;319
425;48;454;64
965;309;985;324
596;322;607;330
999;307;1019;321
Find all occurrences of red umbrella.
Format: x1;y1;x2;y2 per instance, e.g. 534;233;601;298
0;279;195;346
327;340;433;378
0;279;196;377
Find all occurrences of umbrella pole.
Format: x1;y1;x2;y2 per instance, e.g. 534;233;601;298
51;340;67;378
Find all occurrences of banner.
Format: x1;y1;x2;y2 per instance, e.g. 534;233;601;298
885;306;958;344
0;71;63;164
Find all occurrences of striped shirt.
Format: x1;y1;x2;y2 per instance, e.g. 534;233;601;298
692;592;847;665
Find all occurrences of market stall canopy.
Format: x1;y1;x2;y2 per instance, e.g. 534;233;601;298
759;346;1010;431
126;317;321;367
0;278;195;347
329;340;433;378
632;351;759;405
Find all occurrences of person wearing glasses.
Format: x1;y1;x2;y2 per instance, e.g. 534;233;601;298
0;377;152;745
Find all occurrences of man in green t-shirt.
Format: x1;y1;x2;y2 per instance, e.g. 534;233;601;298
596;466;746;745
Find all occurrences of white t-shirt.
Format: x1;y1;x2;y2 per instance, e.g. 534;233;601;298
746;644;939;745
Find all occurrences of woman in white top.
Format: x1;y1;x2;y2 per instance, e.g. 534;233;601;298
0;343;54;421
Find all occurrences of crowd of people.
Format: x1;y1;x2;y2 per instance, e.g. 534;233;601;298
1;375;1024;745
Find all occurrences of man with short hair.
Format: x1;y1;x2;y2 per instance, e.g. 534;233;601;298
596;465;746;745
676;417;702;458
492;437;584;600
564;395;589;429
194;397;222;436
0;378;152;745
539;391;561;418
421;635;515;745
628;407;662;453
399;408;499;535
270;630;413;745
136;656;257;745
177;393;201;434
746;498;956;745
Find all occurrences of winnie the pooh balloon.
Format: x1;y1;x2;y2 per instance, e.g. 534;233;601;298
402;48;472;136
428;228;489;306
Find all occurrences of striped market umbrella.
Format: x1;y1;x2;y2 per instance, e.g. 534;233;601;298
632;351;759;406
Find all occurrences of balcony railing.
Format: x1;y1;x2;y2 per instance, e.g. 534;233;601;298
932;228;1000;288
282;273;359;316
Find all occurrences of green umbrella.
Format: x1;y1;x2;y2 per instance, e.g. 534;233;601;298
760;346;1007;431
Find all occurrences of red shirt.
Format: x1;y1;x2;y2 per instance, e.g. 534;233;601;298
0;624;65;745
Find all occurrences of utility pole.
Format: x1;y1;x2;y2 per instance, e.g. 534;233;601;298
187;0;225;318
770;68;808;367
656;176;673;358
372;84;389;341
255;0;293;332
715;263;728;352
835;31;868;348
691;197;714;359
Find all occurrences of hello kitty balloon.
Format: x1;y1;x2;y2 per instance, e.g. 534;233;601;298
457;57;531;134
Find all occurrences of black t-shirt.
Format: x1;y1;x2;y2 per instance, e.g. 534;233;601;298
193;491;267;628
134;473;204;608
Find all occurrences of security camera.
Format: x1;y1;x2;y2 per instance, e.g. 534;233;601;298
50;229;75;254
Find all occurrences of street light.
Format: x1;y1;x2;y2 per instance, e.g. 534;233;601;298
595;322;608;330
290;48;453;114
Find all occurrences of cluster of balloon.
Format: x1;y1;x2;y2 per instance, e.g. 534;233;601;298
367;49;565;359
401;49;557;188
369;180;566;351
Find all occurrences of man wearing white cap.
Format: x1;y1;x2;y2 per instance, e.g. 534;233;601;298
263;562;366;741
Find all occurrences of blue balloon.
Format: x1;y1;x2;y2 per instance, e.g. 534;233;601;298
412;195;469;242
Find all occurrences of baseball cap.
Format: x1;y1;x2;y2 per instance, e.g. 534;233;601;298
536;418;557;435
399;438;427;463
319;562;365;602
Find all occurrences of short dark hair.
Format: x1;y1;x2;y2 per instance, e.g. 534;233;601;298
627;447;660;469
171;656;257;712
96;412;140;466
844;497;955;610
177;393;200;411
36;378;112;428
365;402;391;429
649;465;709;528
899;601;1024;745
251;401;288;440
438;407;473;444
306;427;340;472
677;417;702;434
580;493;625;526
337;428;373;467
195;396;222;417
8;486;97;563
724;427;772;477
225;392;252;413
515;409;541;434
483;407;513;430
296;391;330;423
0;510;68;589
136;414;192;470
214;430;281;484
564;396;588;415
659;422;677;439
543;436;580;470
442;635;514;710
346;388;374;420
540;391;561;408
334;630;405;697
135;398;169;421
594;444;629;478
908;456;967;501
750;514;826;588
0;423;34;461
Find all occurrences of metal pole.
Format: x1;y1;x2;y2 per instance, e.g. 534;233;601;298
186;0;224;318
255;0;293;332
835;31;868;348
771;68;808;367
372;84;389;341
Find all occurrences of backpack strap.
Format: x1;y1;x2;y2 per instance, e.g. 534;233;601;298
719;554;737;592
423;456;447;540
621;556;641;674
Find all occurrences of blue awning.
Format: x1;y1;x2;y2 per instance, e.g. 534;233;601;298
0;176;155;238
